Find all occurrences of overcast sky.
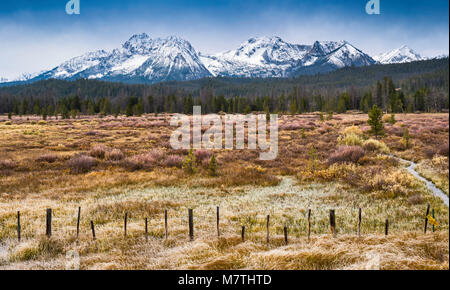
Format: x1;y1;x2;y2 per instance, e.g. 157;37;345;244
0;0;448;79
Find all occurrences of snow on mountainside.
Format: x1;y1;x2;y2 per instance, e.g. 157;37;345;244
29;33;212;83
200;37;375;77
200;36;312;77
295;40;375;74
0;34;435;85
373;45;424;64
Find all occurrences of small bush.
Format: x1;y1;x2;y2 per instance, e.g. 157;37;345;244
363;139;390;154
68;155;96;174
0;159;16;170
338;133;363;146
408;194;424;205
342;125;363;136
36;154;58;163
194;150;213;162
424;148;436;159
328;146;365;165
163;155;183;167
121;150;163;170
147;149;165;161
89;145;109;159
438;143;449;156
382;114;391;123
106;149;125;161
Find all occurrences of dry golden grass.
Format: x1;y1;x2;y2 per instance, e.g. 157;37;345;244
0;113;448;270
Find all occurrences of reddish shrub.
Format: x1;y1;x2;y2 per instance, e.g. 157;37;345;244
36;154;58;163
147;149;165;161
106;149;125;161
424;148;436;159
0;159;16;170
328;146;365;165
438;143;449;156
89;145;109;159
68;155;96;174
163;155;183;167
194;150;213;161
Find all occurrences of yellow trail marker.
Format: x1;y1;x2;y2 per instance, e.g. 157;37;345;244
427;215;438;227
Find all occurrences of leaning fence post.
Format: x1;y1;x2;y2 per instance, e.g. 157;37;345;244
266;215;270;244
124;212;128;238
329;210;336;237
46;208;52;238
358;208;362;236
76;207;81;239
17;211;21;242
188;209;194;241
424;204;430;233
164;210;168;240
385;219;389;236
284;226;288;245
90;220;96;240
241;226;245;242
216;206;220;238
307;209;311;242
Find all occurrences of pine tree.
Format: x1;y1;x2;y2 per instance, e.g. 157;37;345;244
368;105;384;139
208;154;217;176
183;149;197;174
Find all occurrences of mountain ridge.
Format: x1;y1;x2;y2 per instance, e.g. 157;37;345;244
1;34;435;85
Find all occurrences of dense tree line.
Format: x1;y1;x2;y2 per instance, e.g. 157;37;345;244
0;58;448;117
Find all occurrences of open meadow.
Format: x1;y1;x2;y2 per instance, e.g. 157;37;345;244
0;112;448;270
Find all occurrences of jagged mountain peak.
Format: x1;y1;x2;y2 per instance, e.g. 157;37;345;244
373;45;423;64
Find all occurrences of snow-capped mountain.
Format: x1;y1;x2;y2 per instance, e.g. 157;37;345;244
0;77;9;83
373;45;424;64
0;34;436;85
200;36;312;77
200;38;375;77
30;33;212;83
292;40;376;75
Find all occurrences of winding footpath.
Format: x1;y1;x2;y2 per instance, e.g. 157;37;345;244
394;156;449;207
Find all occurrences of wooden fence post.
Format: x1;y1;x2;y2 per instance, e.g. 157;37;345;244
284;226;288;245
241;226;245;242
307;209;311;242
385;219;389;236
432;209;435;233
90;220;96;240
164;210;168;240
216;206;220;238
358;208;362;236
17;211;21;243
424;204;430;234
76;207;81;239
188;209;194;241
329;210;336;237
145;218;148;242
124;212;128;238
46;208;52;238
266;215;270;244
